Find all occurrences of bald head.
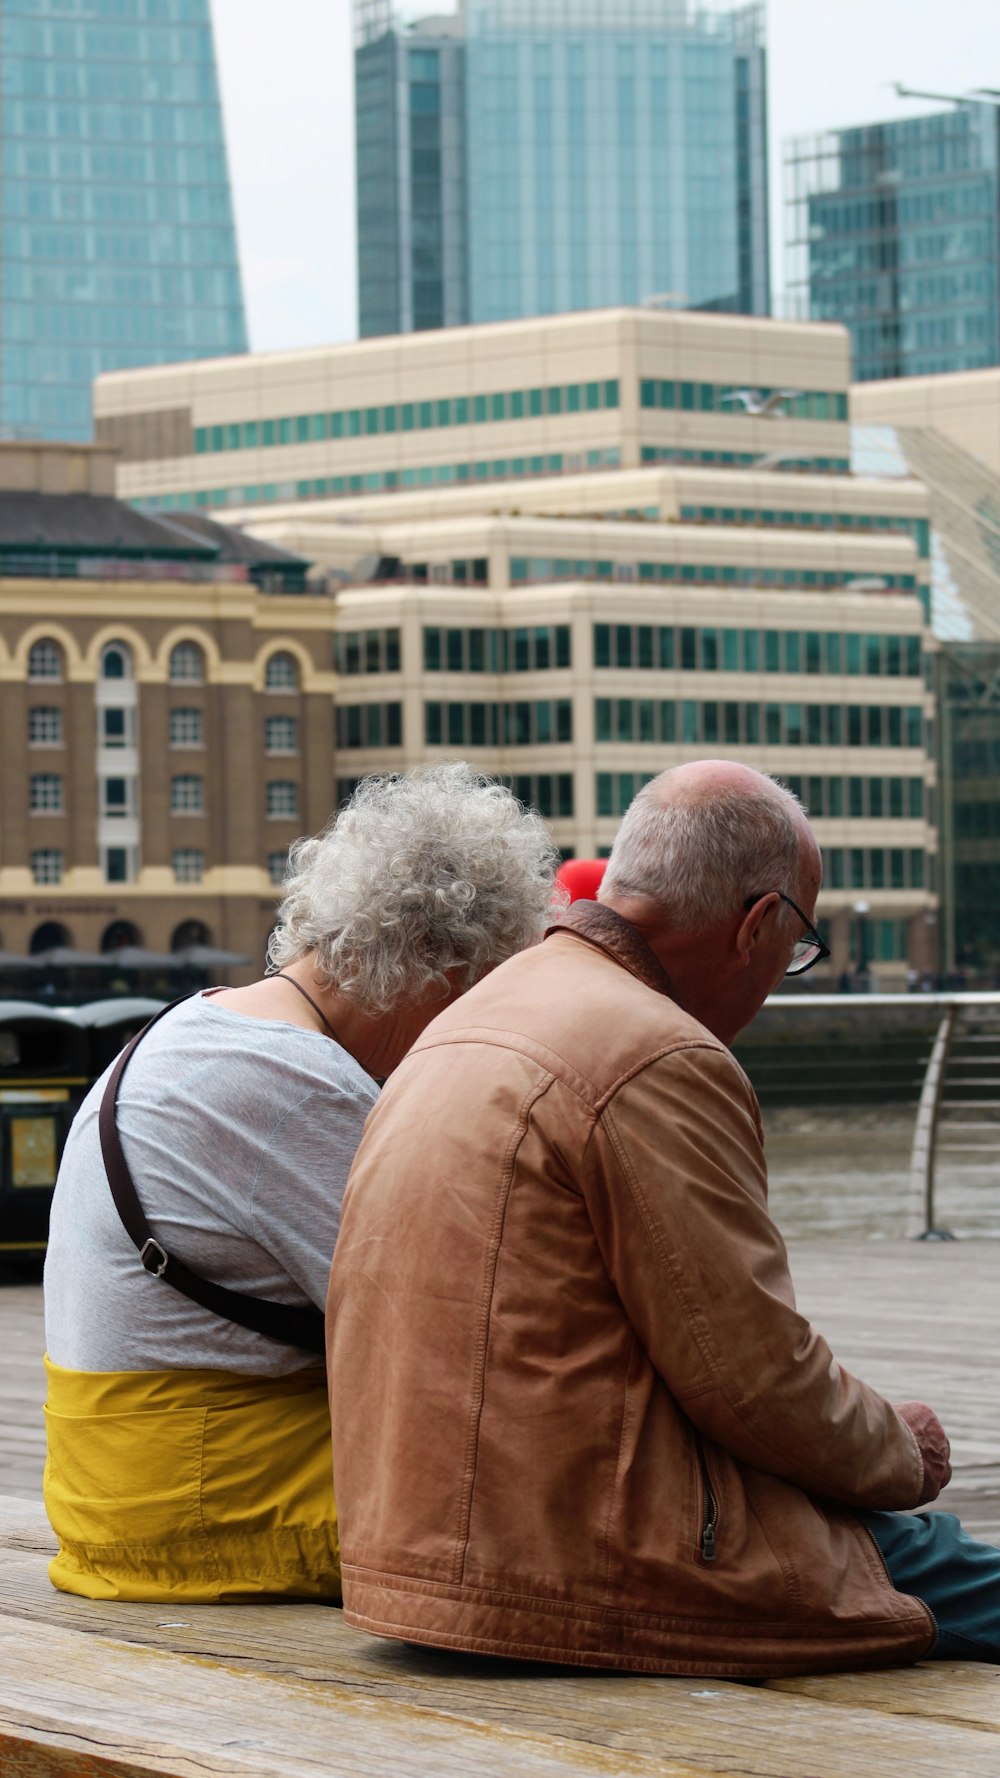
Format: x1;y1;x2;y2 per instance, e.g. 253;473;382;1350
600;761;815;933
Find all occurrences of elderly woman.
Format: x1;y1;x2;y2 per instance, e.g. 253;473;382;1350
43;764;558;1602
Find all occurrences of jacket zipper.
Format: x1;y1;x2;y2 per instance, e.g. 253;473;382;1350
695;1434;719;1563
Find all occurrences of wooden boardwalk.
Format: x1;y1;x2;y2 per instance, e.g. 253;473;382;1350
1;1242;999;1776
5;1240;998;1534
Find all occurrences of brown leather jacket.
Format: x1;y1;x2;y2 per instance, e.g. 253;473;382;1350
327;903;935;1676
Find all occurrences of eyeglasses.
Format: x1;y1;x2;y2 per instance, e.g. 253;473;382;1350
744;891;830;976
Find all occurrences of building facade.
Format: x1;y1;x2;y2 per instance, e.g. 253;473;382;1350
852;368;1000;481
90;310;941;986
355;4;468;337
356;0;769;338
246;461;936;988
0;0;247;443
0;444;325;977
94;308;850;515
785;101;1000;383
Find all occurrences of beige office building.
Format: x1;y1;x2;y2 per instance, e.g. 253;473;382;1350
851;368;1000;481
91;309;939;984
94;307;852;514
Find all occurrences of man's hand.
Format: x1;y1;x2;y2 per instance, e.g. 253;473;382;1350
895;1401;952;1505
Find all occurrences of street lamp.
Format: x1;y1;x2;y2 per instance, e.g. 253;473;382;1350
853;899;871;989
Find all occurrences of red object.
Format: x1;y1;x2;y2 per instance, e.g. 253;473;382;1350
556;858;607;903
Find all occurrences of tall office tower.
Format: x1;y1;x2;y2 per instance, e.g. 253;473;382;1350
355;0;468;337
0;0;247;442
785;101;1000;383
355;0;769;337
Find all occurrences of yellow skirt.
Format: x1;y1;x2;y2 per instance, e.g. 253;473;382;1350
44;1356;339;1602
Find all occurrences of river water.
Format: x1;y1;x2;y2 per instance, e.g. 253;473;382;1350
764;1106;1000;1240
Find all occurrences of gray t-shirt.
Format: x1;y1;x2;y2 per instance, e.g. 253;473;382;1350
44;993;379;1375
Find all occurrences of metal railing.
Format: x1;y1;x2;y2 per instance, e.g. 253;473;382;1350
735;992;1000;1239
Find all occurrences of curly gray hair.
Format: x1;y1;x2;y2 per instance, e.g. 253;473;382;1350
267;763;561;1012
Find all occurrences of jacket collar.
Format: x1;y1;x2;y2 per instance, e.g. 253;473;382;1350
545;901;677;1000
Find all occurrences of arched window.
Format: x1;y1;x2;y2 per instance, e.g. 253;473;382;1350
101;641;132;680
169;641;205;683
264;651;298;691
28;638;63;682
101;920;141;952
30;920;70;954
171;919;210;952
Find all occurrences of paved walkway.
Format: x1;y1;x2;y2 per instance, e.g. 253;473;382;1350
4;1239;999;1539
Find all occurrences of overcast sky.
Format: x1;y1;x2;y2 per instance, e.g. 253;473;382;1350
210;0;1000;353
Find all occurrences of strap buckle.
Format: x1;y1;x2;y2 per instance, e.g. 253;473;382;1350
140;1238;169;1278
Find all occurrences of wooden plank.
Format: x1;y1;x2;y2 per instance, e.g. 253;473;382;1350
771;1665;1000;1733
0;1528;996;1778
3;1609;1000;1778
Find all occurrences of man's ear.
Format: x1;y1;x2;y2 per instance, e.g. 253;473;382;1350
735;893;776;966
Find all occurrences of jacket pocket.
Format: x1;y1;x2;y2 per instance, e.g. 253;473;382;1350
694;1432;720;1564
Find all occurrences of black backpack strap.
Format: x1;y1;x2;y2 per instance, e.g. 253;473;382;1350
98;996;326;1357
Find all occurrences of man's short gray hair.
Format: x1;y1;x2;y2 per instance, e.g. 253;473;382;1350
267;763;560;1012
600;769;805;932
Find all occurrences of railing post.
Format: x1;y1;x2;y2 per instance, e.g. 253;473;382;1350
907;1003;957;1241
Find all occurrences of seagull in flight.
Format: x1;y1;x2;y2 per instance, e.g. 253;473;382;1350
719;388;802;416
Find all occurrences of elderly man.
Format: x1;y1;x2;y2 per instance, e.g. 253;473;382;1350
328;762;1000;1674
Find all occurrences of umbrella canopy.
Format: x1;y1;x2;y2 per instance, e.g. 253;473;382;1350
174;944;250;969
105;946;181;971
0;999;71;1025
0;951;41;971
73;997;169;1027
32;946;108;968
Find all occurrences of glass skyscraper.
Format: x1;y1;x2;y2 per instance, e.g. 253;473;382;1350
0;0;247;441
355;0;769;337
785;102;1000;382
356;0;468;337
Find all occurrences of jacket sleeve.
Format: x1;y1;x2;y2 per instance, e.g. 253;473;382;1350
584;1041;926;1510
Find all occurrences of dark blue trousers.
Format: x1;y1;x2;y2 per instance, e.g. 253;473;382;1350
861;1510;1000;1661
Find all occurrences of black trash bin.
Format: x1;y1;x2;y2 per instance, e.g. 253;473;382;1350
0;1003;89;1257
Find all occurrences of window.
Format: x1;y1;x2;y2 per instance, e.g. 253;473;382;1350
103;846;135;885
31;849;63;885
265;715;298;754
30;774;63;813
267;850;288;886
101;642;132;680
95;700;119;749
28;707;62;745
171;775;204;815
335;703;403;749
169;708;203;748
172;849;205;884
28;638;63;681
266;780;299;819
169;641;205;683
102;777;132;818
334;629;401;675
265;651;298;691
